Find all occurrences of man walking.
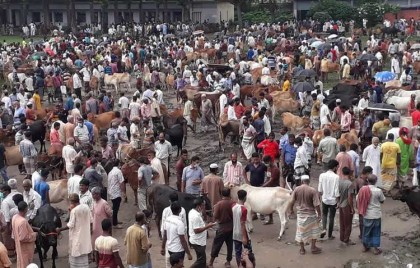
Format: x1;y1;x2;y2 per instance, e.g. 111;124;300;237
67;164;84;197
318;159;340;239
317;129;339;170
335;144;354;178
62;138;81;178
107;159;125;229
125;212;151;268
175;149;188;191
19;131;38;180
201;163;224;208
338;167;356;246
188;198;215;268
138;157;158;211
357;174;385;255
181;156;204;195
94;219;124;268
232;189;252;266
155;132;172;183
56;193;92;268
380;133;401;194
22;179;41;223
208;188;234;268
288;175;322;255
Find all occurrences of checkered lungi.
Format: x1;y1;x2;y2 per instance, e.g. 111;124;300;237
23;157;37;174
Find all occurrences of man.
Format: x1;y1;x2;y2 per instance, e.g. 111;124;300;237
0;142;9;183
181;156;204;195
244;153;267;188
161;202;193;262
147;151;165;185
348;143;360;178
201;94;213;132
318;159;340;239
72;72;83;100
288;175;322;255
12;201;37;268
67;164;84;197
208;188;234;268
201;163;224;208
175;149;188;191
34;169;50;205
83;158;104;191
125;211;151;268
22;179;41;223
411;103;420;126
129;96;141;121
335;144;354;178
395;127;414;189
232;189;252;266
73;117;90;146
56;193;92;268
320;99;331;128
360;109;374;149
138;157;158;211
155;132;172;184
116;118;130;159
317;129;339;170
380;133;401;193
19;131;38;180
91;187;112;255
63;115;75;144
357;175;385;255
1;184;17;259
342;59;351;79
94;219;124;268
85;93;98;115
223;153;244;187
355;166;372;238
340;105;352;133
294;137;309;189
338;167;356;246
281;134;297;187
241;117;257;160
183;98;195;131
108;159;125;229
62;138;80;178
188;198;215;268
79;179;93;212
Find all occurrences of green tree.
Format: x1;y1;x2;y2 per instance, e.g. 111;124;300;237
308;0;357;21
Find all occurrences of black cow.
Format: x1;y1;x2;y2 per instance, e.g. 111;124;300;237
399;187;420;218
147;184;212;238
32;204;62;268
28;120;47;153
165;123;185;157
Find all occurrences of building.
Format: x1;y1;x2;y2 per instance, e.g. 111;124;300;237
0;0;234;27
293;0;420;20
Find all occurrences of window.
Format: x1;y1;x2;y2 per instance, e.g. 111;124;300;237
77;12;86;24
192;12;201;23
54;12;63;23
32;12;41;23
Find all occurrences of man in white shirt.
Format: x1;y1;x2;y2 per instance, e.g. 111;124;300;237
188;198;215;267
67;164;84;197
358;94;369;110
227;100;237;121
107;161;125;229
219;91;228;117
73;117;90;146
391;54;400;76
155;132;172;183
161;202;192;264
79;64;91;90
183;99;194;130
62;138;80;177
128;96;141;120
22;179;41;222
318;159;340;239
320;99;331;128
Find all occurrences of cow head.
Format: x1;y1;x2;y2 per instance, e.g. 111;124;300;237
39;219;59;247
200;193;213;218
394;186;419;202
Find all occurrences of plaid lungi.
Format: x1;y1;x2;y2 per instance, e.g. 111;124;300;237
69;254;89;268
23;157;37;174
381;167;397;191
362;218;381;248
310;116;320;130
295;214;321;243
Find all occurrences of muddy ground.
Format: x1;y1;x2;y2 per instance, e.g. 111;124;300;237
5;88;420;268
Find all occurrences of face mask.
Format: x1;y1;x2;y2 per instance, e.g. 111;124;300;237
294;144;298;148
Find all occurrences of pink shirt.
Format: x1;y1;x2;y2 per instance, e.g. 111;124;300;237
141;103;151;118
222;161;244;186
340;111;352;132
50;129;61;145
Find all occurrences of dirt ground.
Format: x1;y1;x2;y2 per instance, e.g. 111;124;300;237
5;89;420;268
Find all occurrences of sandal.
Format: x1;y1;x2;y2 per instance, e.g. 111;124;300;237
300;248;306;255
320;230;326;238
373;248;382;255
311;247;322;254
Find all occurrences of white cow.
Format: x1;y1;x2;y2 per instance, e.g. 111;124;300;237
104;73;131;94
7;72;26;84
231;184;292;240
384;95;413;111
385;89;420;99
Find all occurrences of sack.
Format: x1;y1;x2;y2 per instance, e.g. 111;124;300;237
413;168;419;186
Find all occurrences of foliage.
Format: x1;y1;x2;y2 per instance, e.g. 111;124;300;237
308;0;357;21
357;2;399;27
312;12;332;23
242;9;292;24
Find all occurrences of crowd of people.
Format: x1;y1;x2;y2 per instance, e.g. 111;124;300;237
0;14;417;267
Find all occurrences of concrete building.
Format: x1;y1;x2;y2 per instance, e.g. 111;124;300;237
0;0;235;27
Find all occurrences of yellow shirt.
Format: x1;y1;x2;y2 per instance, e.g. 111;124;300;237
380;141;401;169
33;93;42;111
372;121;384;136
125;223;149;266
282;80;290;92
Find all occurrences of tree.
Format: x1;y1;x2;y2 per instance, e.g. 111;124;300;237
308;0;357;21
357;2;398;28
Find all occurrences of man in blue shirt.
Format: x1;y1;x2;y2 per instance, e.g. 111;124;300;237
82;114;94;143
281;134;297;185
253;112;265;146
181;156;204;195
34;169;50;205
247;48;254;61
104;61;113;75
64;92;74;111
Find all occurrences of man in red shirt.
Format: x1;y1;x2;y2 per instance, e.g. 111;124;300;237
233;98;245;119
411;103;420;126
175;149;188;191
257;132;279;161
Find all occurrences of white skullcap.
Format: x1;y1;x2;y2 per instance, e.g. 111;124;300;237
301;175;310;181
336;99;342;103
210;163;218;169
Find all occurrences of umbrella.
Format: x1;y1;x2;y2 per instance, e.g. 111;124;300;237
357;54;378;62
374;71;396;83
327;34;338;40
307;38;318;44
367;102;398;112
294;69;317;78
410;43;420;50
310;41;323;48
318;43;332;51
292;81;314;93
192;30;204;35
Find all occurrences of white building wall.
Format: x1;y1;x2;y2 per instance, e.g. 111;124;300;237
217;2;234;23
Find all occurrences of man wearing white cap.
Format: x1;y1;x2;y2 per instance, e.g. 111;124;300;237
288;175;322;255
201;163;224;209
331;99;342;124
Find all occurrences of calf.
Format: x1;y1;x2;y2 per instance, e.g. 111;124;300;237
231;184;292;240
272;98;301;121
47;179;68;204
281;112;310;133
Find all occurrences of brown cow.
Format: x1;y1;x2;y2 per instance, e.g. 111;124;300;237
338;129;359;150
271;98;300;121
87;111;116;131
281;112;310;133
327;62;340;74
413;61;420;74
218;113;240;151
5;145;23;166
193;91;221;116
48;179;68;204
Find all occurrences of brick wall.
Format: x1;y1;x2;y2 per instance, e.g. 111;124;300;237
384;9;420;23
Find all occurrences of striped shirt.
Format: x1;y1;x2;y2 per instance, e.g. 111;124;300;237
222;161;244;186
